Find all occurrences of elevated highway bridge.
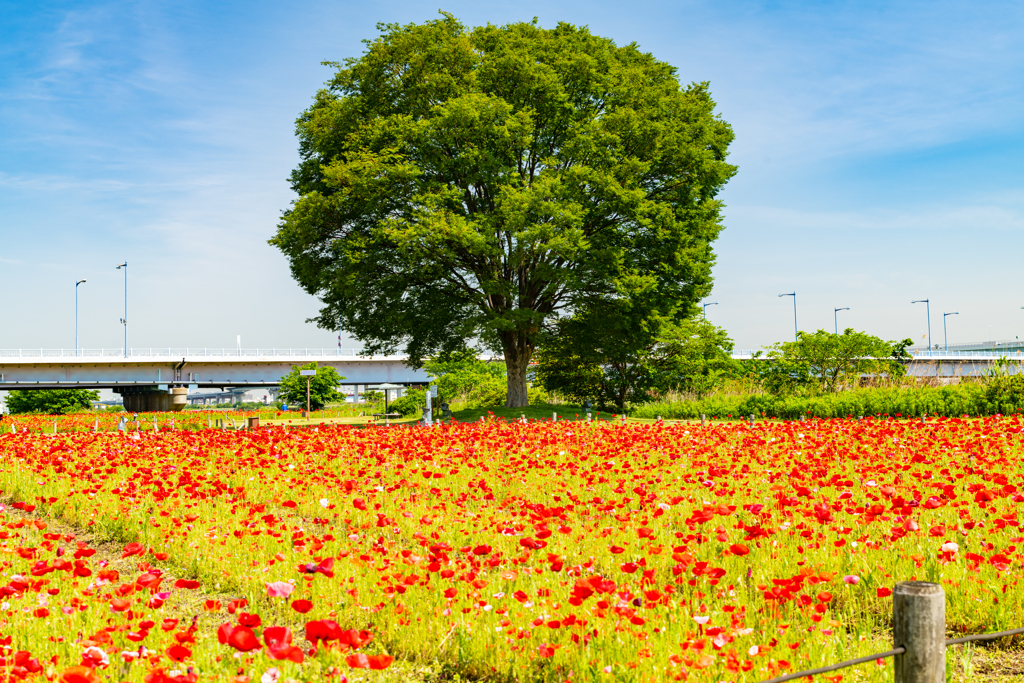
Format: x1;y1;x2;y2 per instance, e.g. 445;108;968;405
732;348;1024;378
3;343;1021;411
0;349;431;412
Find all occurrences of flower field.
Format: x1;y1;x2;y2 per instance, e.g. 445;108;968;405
2;408;361;434
0;416;1022;682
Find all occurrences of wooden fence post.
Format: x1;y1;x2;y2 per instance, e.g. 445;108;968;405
894;581;945;683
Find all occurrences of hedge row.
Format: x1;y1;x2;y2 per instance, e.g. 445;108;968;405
630;382;1024;420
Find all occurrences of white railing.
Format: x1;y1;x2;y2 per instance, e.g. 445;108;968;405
0;348;371;359
906;349;1024;359
731;349;1024;360
911;338;1024;353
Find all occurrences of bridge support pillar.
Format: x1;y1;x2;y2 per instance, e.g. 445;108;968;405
118;387;188;413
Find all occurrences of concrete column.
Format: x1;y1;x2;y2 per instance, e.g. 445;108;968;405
170;387;188;411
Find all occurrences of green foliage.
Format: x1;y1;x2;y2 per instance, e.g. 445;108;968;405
631;381;1024;420
278;362;345;411
536;312;737;412
362;391;384;405
654;317;740;397
753;329;912;395
984;371;1024;406
424;352;508;408
526;384;550;406
5;389;99;415
270;14;736;407
389;388;430;417
536;300;661;412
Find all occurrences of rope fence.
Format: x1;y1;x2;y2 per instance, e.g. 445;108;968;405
759;648;906;683
756;581;1024;683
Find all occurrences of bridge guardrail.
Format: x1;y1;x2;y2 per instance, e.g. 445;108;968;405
0;348;368;359
732;349;1024;360
5;348;1022;361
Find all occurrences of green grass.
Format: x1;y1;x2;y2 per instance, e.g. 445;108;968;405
448;403;626;423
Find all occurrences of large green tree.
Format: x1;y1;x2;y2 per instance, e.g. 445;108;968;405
271;14;736;407
278;362;345;410
5;389;99;415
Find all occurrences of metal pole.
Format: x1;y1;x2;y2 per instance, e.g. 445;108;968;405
834;307;849;335
912;299;930;354
702;302;718;318
943;312;958;352
793;295;797;340
893;581;945;683
75;280;86;355
116;262;128;358
926;300;931;352
779;293;797;340
306;377;311;415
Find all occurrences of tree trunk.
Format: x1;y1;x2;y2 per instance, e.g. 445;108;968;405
502;333;532;408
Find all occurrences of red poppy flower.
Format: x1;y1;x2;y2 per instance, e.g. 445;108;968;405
338;630;373;649
174;579;200;589
60;666;100;683
305;620;343;644
218;623;261;652
345;653;393;670
291;599;313;614
122;542;145;558
298;557;335;578
264;626;292;647
136;572;163;591
729;544;750;556
166;645;191;662
238;612;262;628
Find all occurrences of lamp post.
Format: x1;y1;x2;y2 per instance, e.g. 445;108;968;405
702;302;719;318
299;369;316;415
75;279;86;355
943;312;959;352
779;292;797;340
912;299;931;353
834;307;849;335
116;262;127;357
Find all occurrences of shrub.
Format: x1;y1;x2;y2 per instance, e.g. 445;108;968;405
630;382;1021;420
389;389;426;417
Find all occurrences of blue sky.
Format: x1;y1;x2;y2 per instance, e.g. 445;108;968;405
1;0;1022;352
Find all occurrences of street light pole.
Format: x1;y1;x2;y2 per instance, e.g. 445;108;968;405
834;307;849;335
911;299;931;353
75;279;86;355
299;369;317;417
943;312;959;352
779;292;797;340
116;262;128;358
702;302;719;318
